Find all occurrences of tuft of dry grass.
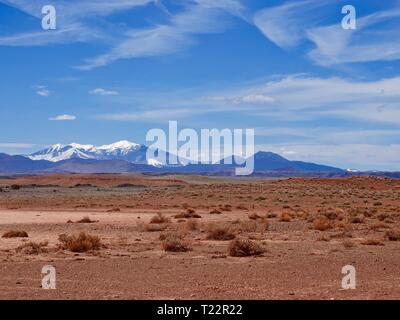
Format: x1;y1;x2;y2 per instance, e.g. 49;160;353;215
185;219;199;231
385;230;400;241
161;233;190;252
361;239;384;246
58;232;102;252
174;211;202;219
76;216;97;223
342;239;356;248
16;241;48;255
205;224;235;241
150;213;171;224
209;209;222;214
248;213;261;220
279;212;292;222
2;230;28;238
313;217;332;231
227;239;265;257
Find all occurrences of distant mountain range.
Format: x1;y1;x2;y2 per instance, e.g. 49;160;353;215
0;140;398;177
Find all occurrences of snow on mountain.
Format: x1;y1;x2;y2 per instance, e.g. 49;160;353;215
147;158;163;168
28;140;159;165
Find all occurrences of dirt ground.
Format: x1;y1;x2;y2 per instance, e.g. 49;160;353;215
0;174;399;300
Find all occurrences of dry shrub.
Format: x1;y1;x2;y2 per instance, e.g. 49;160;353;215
350;215;364;224
370;223;390;232
279;212;291;222
2;230;28;238
361;239;384;246
377;213;389;221
220;204;232;212
186;219;199;231
342;239;356;248
174;211;202;219
209;209;222;214
76;216;97;223
313;217;332;231
16;241;48;255
206;224;235;240
236;204;248;210
145;223;167;232
317;235;330;242
161;233;190;252
227;239;265;257
58;232;101;252
248;213;261;220
10;184;20;190
232;219;269;233
150;213;170;224
385;230;400;241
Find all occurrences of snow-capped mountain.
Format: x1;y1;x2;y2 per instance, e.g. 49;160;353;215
28;140;159;166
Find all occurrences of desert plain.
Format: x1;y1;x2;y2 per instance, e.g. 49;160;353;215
0;174;399;299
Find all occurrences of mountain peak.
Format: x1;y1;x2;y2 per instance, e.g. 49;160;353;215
98;140;139;150
69;143;95;151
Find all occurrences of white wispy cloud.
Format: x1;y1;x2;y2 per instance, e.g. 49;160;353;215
253;0;400;66
89;88;119;96
307;7;400;65
77;1;243;70
0;143;36;148
36;86;50;97
204;94;275;105
253;0;327;49
49;114;76;121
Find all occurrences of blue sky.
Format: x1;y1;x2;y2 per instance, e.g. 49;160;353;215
0;0;399;170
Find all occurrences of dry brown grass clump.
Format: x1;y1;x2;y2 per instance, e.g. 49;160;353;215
385;230;400;241
361;239;384;246
209;209;222;214
161;233;190;252
58;232;102;252
76;216;97;223
186;219;199;231
150;213;171;224
2;230;28;238
313;217;332;231
174;211;202;219
205;224;235;241
16;241;48;255
279;212;291;222
342;239;356;248
227;239;265;257
248;213;261;220
136;221;168;232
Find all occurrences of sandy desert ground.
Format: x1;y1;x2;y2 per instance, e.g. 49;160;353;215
0;174;399;299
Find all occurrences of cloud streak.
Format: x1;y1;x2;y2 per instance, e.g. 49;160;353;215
49;114;76;121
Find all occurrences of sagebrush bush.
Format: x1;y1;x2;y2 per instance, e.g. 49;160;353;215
227;239;264;257
205;224;235;240
313;217;332;231
161;233;190;252
58;232;101;252
16;241;48;255
150;213;170;224
2;230;28;238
